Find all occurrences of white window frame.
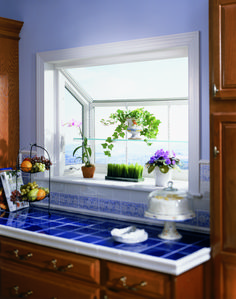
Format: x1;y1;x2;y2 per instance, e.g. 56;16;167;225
36;31;200;196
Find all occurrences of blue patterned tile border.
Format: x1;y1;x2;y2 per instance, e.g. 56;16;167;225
38;192;210;230
196;210;210;228
79;196;98;211
121;202;145;218
200;164;210;182
99;198;121;214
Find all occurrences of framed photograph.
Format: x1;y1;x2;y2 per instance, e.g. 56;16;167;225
0;170;29;212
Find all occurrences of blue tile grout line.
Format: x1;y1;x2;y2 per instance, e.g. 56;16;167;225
0;207;210;262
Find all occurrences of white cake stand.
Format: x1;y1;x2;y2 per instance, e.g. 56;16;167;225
144;211;195;240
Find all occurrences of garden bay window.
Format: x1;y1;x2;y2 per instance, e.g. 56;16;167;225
36;31;200;195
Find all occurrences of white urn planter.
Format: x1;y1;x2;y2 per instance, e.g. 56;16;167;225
155;167;171;187
127;118;142;140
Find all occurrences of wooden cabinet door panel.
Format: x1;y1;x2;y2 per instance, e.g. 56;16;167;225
213;254;236;299
211;113;236;299
0;17;23;168
210;0;236;99
222;255;236;299
0;262;100;299
211;113;236;253
103;261;171;299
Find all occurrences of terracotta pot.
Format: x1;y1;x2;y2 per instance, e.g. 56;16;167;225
81;165;95;178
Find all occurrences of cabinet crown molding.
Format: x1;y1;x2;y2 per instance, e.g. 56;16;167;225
0;17;23;40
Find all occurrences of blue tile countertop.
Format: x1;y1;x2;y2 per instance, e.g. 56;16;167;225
0;207;210;276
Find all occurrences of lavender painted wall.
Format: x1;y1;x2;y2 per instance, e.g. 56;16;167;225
0;0;209;159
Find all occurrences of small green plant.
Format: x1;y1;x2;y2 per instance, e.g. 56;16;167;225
100;108;161;157
62;119;93;167
73;136;92;167
107;163;143;180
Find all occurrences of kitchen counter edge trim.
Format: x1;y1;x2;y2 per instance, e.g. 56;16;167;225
0;225;210;276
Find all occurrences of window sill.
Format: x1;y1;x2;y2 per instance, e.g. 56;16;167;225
50;172;188;193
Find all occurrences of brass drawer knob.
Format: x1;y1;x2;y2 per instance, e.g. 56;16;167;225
119;276;127;286
13;249;33;260
119;276;147;291
13;286;33;297
51;259;74;272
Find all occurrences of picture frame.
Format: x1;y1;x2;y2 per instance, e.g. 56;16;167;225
0;170;29;212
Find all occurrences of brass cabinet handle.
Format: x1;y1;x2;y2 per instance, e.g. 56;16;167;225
214;146;220;158
51;259;74;272
13;286;33;297
213;84;219;96
132;281;148;291
118;276;147;291
13;249;33;260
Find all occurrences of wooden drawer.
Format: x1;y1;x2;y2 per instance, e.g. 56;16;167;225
0;262;100;299
0;236;100;284
103;261;171;299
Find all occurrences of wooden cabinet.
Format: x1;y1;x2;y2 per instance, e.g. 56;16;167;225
102;260;206;299
0;235;209;299
0;236;100;284
103;261;171;299
0;262;100;299
210;0;236;298
210;113;236;299
0;236;101;299
210;0;236;99
0;17;23;168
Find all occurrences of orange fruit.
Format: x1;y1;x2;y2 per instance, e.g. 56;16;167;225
21;160;32;172
37;189;46;200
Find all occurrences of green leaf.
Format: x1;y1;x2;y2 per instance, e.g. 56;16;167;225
73;145;82;156
159;165;169;173
104;151;111;157
106;137;113;143
147;165;155;174
87;147;92;157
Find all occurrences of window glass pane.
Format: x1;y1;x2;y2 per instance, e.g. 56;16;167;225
64;55;189;179
95;106;127;164
169;104;188;170
63;88;83;166
66;57;188;101
95;103;188;172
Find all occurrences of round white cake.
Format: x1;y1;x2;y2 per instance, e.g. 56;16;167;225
147;194;190;216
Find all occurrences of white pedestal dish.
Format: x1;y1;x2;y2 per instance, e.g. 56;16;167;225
145;181;195;240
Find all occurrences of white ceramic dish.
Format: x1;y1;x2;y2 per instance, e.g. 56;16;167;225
111;226;148;244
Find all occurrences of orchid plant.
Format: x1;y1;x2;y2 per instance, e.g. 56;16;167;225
146;149;180;174
62;119;93;167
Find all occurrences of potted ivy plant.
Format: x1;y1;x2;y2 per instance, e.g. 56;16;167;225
62;120;95;178
100;108;161;157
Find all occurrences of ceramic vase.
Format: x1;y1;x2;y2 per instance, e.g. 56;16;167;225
155;167;171;187
127;118;142;139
